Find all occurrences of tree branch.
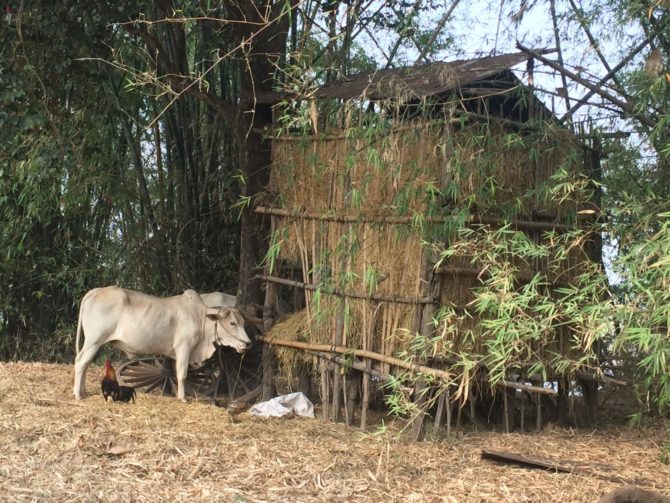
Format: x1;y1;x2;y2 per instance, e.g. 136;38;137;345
560;38;651;124
414;0;461;64
566;0;628;98
516;42;657;129
549;0;572;122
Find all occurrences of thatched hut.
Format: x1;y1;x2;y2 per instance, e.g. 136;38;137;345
254;52;604;437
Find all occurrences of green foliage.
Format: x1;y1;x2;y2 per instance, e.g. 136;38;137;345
0;1;244;361
430;223;611;394
613;208;670;412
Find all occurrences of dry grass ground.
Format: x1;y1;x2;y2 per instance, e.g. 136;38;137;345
0;362;669;502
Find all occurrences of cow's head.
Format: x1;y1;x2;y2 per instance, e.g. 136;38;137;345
206;307;252;353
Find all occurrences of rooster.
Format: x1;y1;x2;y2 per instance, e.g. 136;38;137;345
114;385;136;403
101;357;119;402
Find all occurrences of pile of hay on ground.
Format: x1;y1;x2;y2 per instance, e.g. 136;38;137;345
1;362;668;502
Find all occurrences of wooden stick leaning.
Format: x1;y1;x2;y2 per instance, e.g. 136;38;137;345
259;335;452;382
260;336;558;395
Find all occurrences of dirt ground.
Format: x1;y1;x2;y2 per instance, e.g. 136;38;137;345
1;362;669;502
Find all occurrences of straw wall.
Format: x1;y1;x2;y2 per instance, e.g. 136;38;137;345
266;118;590;375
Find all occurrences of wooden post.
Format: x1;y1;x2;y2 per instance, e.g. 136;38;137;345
297;366;312;400
261;275;278;401
580;136;602;427
556;375;570;425
456;400;462;434
503;389;510;433
469;394;477;430
579;378;597;428
320;358;330;421
433;390;446;435
445;389;452;438
520;390;526;432
361;297;379;431
412;249;441;441
331;294;345;422
345;370;361;426
360;324;371;431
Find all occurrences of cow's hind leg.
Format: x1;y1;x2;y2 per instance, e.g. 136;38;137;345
73;345;99;399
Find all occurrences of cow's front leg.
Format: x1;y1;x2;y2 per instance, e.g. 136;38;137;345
174;353;189;403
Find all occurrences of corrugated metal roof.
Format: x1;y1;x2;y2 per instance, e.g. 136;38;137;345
256;52;533;103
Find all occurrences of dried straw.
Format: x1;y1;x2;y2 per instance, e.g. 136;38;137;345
0;362;668;502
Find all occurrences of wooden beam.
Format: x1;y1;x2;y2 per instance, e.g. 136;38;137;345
575;371;629;387
256;274;438;305
255;206;581;232
497;380;557;396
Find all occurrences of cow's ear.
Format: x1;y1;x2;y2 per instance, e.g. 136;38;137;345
205;307;221;320
206;307;230;320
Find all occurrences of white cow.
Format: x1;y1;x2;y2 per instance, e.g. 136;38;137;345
73;286;251;402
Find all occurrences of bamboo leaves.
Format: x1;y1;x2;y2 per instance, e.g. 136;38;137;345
430;221;609;392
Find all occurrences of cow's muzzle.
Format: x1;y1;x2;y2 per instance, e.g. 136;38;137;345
236;343;252;354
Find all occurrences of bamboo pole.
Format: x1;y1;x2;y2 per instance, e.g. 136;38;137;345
259;336;452;382
256;274;438;305
254;206;581;232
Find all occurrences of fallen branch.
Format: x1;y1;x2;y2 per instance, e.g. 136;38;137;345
481;450;650;486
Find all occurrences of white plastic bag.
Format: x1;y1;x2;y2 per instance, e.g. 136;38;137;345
249;392;315;418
